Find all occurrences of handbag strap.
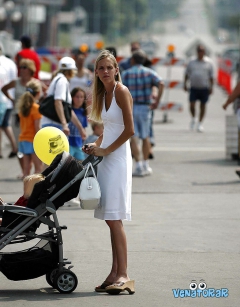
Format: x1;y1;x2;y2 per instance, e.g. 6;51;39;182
83;162;97;180
52;77;68;102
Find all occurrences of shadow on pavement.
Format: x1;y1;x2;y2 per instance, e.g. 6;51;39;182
192;180;240;186
0;288;102;301
184;158;238;167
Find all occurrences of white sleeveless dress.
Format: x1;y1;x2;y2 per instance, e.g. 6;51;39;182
94;83;132;221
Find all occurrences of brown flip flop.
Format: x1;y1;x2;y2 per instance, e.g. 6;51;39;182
95;281;113;292
106;280;135;295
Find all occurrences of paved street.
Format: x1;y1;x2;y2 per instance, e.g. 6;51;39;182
1;0;240;305
0;76;240;307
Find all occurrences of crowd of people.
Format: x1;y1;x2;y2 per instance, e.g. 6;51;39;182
4;36;240;184
0;36;166;180
1;32;240;295
0;36;95;179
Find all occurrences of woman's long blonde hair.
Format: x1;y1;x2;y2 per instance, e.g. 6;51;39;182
18;80;41;117
89;50;122;122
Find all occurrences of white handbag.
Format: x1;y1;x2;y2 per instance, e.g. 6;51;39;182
79;162;101;210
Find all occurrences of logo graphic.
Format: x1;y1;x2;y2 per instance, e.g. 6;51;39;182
48;135;65;155
172;280;229;298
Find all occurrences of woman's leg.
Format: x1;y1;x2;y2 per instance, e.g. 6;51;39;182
106;220;130;283
103;225;118;283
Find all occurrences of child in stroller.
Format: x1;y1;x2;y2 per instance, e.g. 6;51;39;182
0;173;45;225
0;151;102;294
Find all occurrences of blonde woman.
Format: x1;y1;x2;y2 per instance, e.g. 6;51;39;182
82;50;135;295
2;59;39;155
41;56;86;139
18;80;43;177
1;58;46;178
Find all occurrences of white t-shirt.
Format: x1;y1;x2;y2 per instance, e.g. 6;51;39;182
185;56;214;89
69;72;93;102
41;73;72;126
69;73;92;91
0;55;17;109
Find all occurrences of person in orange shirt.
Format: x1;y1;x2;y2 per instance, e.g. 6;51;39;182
17;79;43;177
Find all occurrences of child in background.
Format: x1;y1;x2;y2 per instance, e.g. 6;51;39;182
82;122;104;158
83;121;104;145
0;173;45;225
69;87;88;160
18;80;43;177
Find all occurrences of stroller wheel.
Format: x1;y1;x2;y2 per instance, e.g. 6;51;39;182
46;268;59;288
53;269;78;294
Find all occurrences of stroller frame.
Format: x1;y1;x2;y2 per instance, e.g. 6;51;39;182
0;153;102;293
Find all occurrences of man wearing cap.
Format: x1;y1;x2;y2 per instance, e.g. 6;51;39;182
41;56;86;140
15;35;41;79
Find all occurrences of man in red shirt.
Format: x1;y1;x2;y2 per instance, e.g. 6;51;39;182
15;35;41;79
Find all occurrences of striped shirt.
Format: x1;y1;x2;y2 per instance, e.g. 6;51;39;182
122;64;162;104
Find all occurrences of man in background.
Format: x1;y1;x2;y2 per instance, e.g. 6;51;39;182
15;35;40;79
184;44;214;132
122;50;164;177
119;41;141;73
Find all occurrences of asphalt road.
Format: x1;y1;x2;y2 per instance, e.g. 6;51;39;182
0;70;240;307
1;0;240;306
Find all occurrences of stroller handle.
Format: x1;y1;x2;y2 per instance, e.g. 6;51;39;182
82;155;103;167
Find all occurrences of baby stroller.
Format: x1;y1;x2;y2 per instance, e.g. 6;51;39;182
0;152;102;294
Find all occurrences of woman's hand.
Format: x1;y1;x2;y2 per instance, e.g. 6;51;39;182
82;143;108;156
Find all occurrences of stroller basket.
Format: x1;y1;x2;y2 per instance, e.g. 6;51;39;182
0;239;58;281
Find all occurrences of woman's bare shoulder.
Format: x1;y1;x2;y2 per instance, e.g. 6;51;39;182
115;82;133;108
115;82;131;97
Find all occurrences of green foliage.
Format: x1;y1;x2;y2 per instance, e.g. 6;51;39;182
62;0;184;42
215;0;240;30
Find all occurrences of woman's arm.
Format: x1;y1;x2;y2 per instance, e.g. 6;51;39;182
54;99;70;135
85;84;134;157
223;81;240;110
2;80;16;103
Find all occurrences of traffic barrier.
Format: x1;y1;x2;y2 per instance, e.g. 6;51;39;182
151;57;186;66
217;57;233;94
151;57;186;120
164;80;184;89
159;102;183;111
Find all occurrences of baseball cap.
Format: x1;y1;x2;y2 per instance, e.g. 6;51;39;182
58;57;77;70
